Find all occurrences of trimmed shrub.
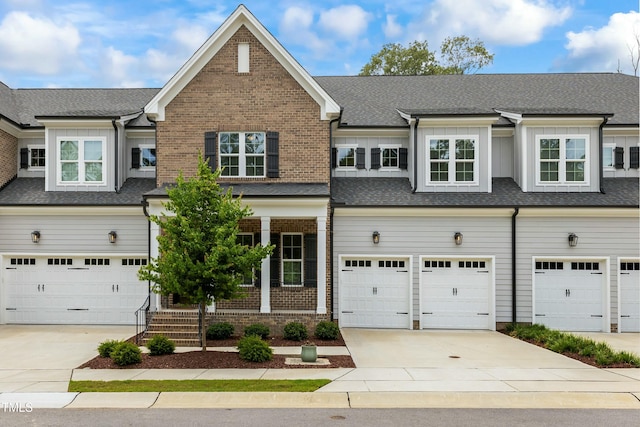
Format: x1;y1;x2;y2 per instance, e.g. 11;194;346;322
111;341;142;366
283;322;308;341
315;321;339;340
97;339;122;358
207;322;235;340
146;335;176;356
237;335;273;362
244;323;270;340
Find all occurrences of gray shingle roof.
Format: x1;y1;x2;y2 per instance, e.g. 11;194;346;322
145;182;330;198
331;177;639;208
315;73;638;127
0;178;155;206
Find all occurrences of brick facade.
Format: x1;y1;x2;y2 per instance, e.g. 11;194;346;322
156;25;330;186
0;129;17;188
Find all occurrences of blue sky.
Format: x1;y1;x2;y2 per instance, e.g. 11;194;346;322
0;0;637;88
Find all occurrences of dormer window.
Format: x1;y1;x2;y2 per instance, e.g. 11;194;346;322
536;135;588;184
427;136;478;184
57;137;106;184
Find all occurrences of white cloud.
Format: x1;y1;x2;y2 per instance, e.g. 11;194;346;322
424;0;572;45
0;11;81;74
279;6;329;55
383;14;403;39
101;47;145;88
319;5;372;40
561;11;640;73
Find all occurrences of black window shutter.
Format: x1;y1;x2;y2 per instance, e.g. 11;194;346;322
204;131;217;170
303;234;317;288
370;148;381;170
399;148;408;169
20;148;28;169
131;147;141;169
356;147;365;169
269;233;280;287
253;232;262;288
630;146;639;169
331;147;337;169
614;147;624;169
266;131;279;178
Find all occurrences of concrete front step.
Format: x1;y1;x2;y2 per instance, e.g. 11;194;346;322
147;324;199;332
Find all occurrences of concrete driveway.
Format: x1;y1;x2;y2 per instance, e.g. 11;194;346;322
0;325;135;392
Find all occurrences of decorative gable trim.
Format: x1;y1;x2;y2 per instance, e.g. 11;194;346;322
144;5;340;122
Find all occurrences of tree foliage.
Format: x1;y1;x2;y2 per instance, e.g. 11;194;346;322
139;155;273;350
359;36;493;76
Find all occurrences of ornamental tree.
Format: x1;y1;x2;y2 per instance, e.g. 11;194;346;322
139;155;273;351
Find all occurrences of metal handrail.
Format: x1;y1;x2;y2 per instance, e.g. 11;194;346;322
134;295;152;345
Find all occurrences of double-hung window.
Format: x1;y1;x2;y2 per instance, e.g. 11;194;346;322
57;137;106;184
281;233;303;286
427;136;477;184
219;132;265;177
536;136;588;184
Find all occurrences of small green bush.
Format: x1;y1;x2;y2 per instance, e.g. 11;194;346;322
283;322;308;341
207;322;235;340
111;341;142;366
146;335;176;356
237;335;273;362
97;339;122;358
244;323;270;339
546;334;582;354
314;321;339;340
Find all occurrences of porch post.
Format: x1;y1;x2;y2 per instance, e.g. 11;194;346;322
316;215;327;314
150;221;162;311
260;216;271;313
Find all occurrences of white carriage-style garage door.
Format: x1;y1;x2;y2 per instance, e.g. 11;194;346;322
3;256;149;325
420;258;494;330
534;259;607;332
619;260;640;333
339;257;411;328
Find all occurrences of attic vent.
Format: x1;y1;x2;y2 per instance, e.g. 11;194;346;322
238;43;249;73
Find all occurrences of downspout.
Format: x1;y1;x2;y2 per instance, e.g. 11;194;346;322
599;116;609;194
328;116;340;320
112;119;119;193
412;117;420;192
511;207;519;324
142;198;151;297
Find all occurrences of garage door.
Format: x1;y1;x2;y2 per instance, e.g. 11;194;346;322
534;260;606;332
420;258;493;330
3;256;149;325
340;257;410;328
619;260;640;333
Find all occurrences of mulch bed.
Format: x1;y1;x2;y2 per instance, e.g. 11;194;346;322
77;334;355;370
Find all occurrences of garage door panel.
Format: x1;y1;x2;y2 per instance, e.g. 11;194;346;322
620;262;640;332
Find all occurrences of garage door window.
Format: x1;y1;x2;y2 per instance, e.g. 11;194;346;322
571;262;599;270
424;260;451;268
459;260;486;268
535;261;564;270
85;258;110;266
379;260;405;268
10;258;35;265
621;262;640;270
345;260;372;267
48;258;72;265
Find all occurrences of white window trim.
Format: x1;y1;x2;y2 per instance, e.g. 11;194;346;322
138;144;156;170
219;132;266;178
56;137;107;185
426;135;479;185
27;144;45;170
281;232;304;287
237;233;254;287
238;43;250;73
535;135;590;186
603;142;616;171
379;144;401;171
336;144;358;170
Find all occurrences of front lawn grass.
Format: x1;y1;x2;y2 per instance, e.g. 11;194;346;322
505;323;640;367
68;379;330;393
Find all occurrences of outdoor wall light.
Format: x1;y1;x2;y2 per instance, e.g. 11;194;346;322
372;231;380;244
31;230;40;244
108;231;118;244
454;232;463;246
568;233;578;247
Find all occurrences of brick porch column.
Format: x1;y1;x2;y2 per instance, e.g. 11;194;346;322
260;216;271;313
316;215;327;314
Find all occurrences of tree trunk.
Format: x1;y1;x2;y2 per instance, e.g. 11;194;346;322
200;300;207;352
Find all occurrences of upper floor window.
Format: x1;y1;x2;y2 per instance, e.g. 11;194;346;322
536;136;588;184
29;146;46;169
140;145;156;169
219;132;265;177
427;137;477;184
336;146;356;169
381;145;399;169
603;143;615;170
57;137;106;184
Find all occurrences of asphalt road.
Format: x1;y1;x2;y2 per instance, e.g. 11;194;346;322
1;408;639;426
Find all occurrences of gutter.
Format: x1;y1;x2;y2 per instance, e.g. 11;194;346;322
328;115;340;320
511;207;519;324
142;199;151;298
599;116;609;194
